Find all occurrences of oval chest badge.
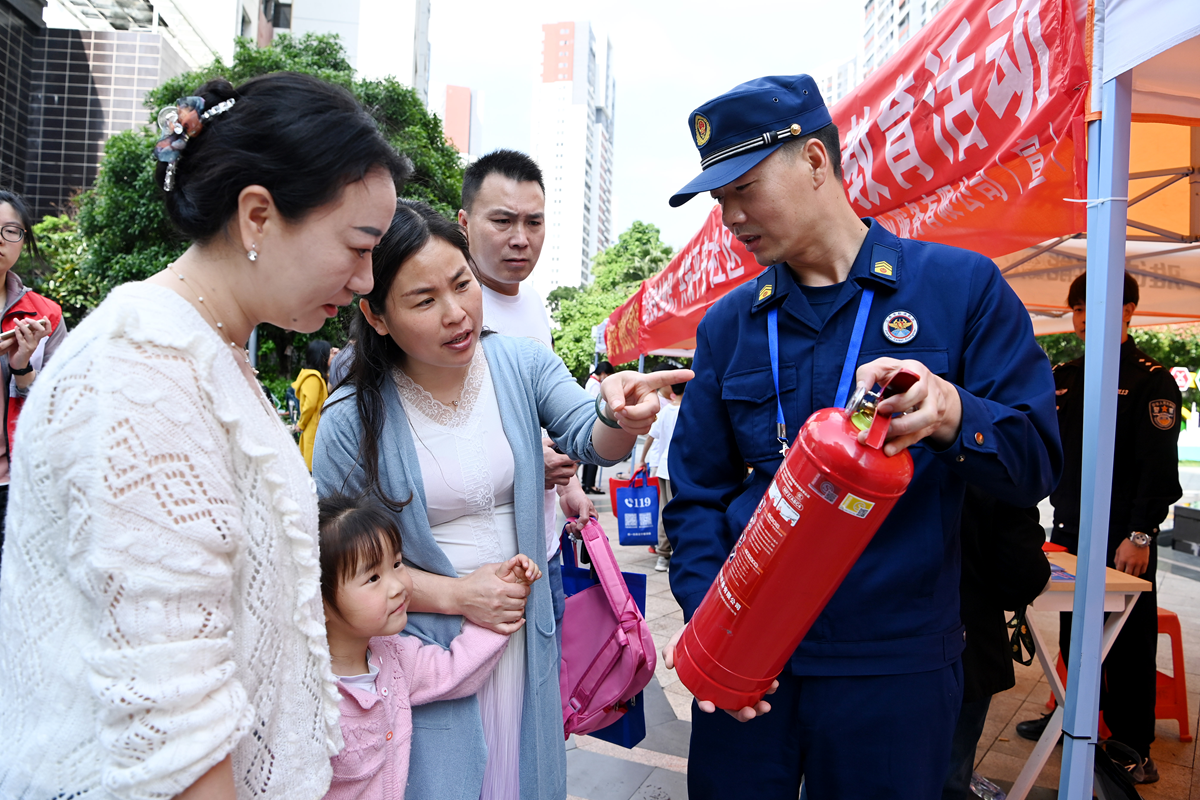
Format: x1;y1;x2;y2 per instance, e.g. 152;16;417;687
883;310;918;344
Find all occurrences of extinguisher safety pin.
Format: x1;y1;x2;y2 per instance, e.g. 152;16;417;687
776;423;789;456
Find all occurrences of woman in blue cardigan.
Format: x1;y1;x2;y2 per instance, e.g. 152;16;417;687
313;200;689;800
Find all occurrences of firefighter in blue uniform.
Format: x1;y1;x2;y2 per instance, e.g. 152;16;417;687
660;75;1063;799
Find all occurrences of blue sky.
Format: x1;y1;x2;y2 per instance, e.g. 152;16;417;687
428;1;863;251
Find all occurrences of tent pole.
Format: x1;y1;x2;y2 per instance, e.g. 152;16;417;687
1191;128;1200;239
1059;70;1133;800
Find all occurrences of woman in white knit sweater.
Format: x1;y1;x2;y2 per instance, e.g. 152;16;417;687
0;73;405;799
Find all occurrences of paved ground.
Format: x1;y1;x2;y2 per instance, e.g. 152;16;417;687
563;464;1200;800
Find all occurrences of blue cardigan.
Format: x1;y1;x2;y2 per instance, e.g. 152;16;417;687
313;334;618;800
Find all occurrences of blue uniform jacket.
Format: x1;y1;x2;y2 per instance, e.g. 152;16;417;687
664;220;1062;676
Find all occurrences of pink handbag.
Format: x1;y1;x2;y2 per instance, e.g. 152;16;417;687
560;518;657;737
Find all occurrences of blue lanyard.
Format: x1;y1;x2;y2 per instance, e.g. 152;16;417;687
767;286;875;454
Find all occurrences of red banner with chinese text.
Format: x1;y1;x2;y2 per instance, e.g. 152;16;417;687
604;206;761;365
604;0;1090;362
833;0;1089;256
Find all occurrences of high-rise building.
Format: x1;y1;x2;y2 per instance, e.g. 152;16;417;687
812;56;861;107
41;0;231;68
860;0;952;78
285;0;430;103
440;84;482;158
1;0;433;218
530;20;615;298
2;0;194;216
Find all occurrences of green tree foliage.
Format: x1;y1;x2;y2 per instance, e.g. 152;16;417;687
356;77;464;219
75;128;186;294
1038;332;1084;366
23;215;104;327
590;221;674;291
551;222;674;380
553;284;635;380
35;32;463;380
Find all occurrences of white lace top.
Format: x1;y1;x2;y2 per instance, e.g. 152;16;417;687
393;349;516;572
393;348;526;800
0;283;342;800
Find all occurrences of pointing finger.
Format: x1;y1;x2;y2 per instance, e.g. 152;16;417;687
640;369;694;391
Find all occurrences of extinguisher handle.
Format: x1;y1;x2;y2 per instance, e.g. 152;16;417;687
863;369;921;450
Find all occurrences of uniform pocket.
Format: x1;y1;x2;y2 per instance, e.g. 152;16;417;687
721;365;796;462
859;347;950;377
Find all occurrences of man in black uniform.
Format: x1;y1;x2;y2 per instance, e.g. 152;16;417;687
1016;271;1182;784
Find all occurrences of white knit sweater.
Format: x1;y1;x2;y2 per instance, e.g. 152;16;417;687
0;283;342;799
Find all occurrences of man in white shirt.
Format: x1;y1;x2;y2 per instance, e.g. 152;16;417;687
458;150;594;649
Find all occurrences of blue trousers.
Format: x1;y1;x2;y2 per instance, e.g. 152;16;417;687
688;663;963;800
942;696;991;800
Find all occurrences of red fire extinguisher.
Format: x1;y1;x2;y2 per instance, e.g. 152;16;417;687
674;370;919;710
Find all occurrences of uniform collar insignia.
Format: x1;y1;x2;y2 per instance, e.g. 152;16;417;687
867;242;900;284
752;264;787;312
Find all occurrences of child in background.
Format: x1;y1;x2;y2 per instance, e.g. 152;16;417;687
318;493;540;799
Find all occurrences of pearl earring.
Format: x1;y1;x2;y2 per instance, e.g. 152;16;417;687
248;243;258;262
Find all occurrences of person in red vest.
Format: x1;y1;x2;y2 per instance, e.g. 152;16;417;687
0;190;66;559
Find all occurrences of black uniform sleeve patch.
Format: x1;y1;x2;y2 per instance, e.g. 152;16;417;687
1149;399;1177;431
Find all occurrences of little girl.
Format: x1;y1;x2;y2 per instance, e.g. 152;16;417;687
318;493;540;799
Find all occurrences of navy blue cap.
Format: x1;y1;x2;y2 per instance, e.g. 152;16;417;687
669;74;832;208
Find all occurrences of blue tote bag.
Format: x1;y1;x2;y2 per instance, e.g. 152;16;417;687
610;466;659;546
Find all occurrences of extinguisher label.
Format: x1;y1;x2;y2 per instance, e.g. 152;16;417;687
719;468;815;618
839;493;876;518
809;474;840;504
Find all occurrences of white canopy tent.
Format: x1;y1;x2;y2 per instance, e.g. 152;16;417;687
1001;239;1200;335
1002;20;1200;334
1059;0;1200;796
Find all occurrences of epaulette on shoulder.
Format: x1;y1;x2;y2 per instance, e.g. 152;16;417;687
1133;351;1166;373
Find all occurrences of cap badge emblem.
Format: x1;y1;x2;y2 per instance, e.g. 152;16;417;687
883;310;918;344
873;260;894;277
694;114;711;147
758;284;773;301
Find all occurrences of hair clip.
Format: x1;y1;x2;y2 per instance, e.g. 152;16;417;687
155;95;237;192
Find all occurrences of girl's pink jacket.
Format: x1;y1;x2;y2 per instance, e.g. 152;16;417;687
324;623;507;799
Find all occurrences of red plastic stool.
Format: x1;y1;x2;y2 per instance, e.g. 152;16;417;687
1045;653;1111;738
1156;608;1192;742
1044;609;1192;742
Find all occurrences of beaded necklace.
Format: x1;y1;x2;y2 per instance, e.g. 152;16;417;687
167;263;257;373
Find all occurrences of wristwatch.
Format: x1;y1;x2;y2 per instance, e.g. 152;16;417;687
1128;531;1152;548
